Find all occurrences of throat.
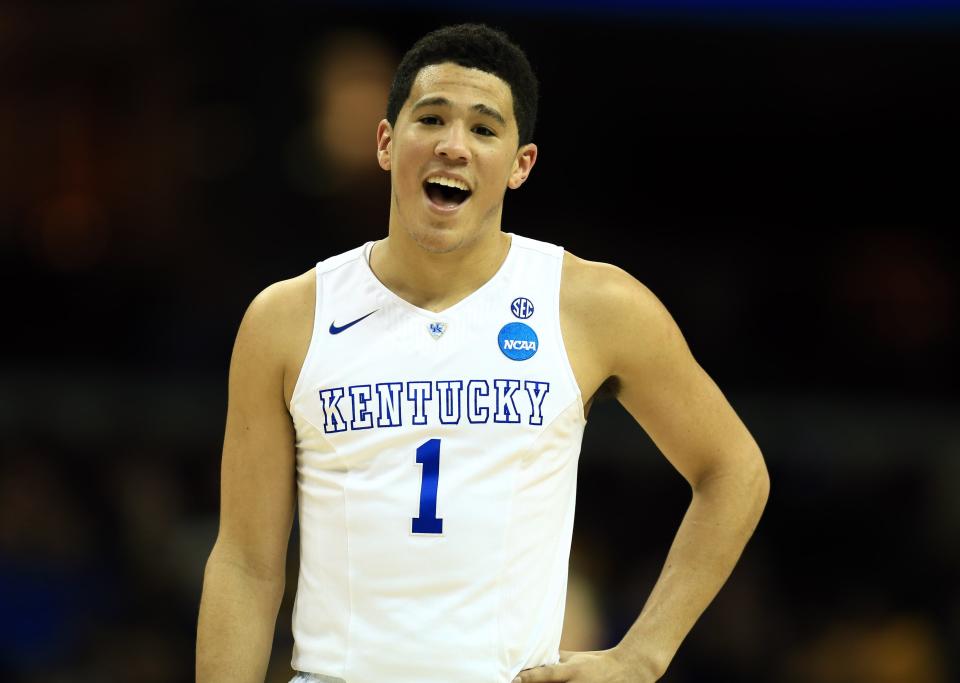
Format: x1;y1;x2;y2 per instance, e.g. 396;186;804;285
370;233;512;311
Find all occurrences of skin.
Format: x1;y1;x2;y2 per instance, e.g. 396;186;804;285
370;62;537;311
196;61;769;683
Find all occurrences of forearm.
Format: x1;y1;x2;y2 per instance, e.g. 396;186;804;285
614;456;769;678
196;547;287;683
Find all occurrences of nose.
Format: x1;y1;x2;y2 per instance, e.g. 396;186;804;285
435;121;471;163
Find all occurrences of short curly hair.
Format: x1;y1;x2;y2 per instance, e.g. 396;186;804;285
386;23;539;146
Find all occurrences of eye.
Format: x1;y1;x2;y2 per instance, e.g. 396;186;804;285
419;115;442;125
473;126;495;137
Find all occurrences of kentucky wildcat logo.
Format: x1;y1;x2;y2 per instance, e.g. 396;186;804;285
317;379;550;433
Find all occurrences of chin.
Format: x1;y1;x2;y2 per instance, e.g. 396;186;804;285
407;224;470;254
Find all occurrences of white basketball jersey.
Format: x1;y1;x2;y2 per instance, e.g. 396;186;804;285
288;233;586;683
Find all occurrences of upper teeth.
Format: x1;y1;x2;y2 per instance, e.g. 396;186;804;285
426;176;470;192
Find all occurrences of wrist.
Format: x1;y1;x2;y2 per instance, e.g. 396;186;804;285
610;641;668;680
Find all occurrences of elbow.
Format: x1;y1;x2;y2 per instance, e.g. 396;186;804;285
694;446;769;525
206;537;289;587
747;448;770;523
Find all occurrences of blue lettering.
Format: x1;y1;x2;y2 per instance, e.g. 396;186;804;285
467;380;490;423
436;380;463;425
349;385;373;430
524;380;550;426
493;379;521;423
375;382;403;427
319;387;347;433
407;381;433;426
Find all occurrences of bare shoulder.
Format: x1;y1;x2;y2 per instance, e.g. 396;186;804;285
561;251;679;370
561;251;664;323
246;268;315;322
239;269;315;345
561;251;679;405
235;268;316;406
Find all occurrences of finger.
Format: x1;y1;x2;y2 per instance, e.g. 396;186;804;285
558;650;574;662
514;663;569;683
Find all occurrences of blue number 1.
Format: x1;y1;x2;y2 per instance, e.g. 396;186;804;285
412;439;443;534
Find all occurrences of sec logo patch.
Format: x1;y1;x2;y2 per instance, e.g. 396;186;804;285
511;297;534;319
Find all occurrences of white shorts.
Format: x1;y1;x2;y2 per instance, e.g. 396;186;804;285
289;673;346;683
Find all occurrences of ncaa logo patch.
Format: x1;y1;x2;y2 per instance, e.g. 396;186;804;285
511;297;534;319
498;322;539;361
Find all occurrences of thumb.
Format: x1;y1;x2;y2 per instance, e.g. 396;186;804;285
514;662;570;683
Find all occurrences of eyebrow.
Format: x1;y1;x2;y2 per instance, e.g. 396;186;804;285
411;96;507;126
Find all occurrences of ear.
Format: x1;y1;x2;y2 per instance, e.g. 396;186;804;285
508;143;538;190
376;119;392;171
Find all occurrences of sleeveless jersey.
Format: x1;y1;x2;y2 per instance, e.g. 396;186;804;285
288;233;587;683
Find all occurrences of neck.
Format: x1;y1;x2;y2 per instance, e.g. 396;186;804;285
369;228;512;313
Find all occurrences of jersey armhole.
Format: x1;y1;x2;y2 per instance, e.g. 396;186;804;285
554;249;587;425
289;263;325;408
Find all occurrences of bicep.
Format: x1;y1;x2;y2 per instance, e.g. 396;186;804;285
609;280;761;488
214;290;297;579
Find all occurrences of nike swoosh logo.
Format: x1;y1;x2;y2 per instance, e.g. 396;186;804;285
329;310;378;335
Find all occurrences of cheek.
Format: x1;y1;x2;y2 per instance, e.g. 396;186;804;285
474;151;514;187
394;141;432;177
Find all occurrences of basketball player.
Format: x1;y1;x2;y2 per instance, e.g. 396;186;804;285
196;24;769;683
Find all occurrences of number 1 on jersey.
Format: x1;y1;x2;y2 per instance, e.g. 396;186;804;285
412;439;443;535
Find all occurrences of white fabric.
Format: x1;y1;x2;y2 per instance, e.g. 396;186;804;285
289;234;586;682
290;673;345;683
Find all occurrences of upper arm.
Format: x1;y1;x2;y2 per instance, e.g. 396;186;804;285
213;277;312;578
566;257;766;489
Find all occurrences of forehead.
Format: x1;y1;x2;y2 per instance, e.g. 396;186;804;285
404;62;515;122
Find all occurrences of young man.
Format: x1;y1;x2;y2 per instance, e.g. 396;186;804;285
197;23;769;683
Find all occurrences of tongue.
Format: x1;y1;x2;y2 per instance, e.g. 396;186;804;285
425;183;464;209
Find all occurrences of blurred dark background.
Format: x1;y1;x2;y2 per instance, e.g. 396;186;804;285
1;1;958;681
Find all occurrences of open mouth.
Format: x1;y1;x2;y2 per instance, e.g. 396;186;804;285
423;178;472;210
